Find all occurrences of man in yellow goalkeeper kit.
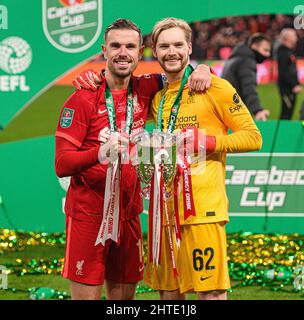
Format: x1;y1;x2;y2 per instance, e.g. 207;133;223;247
145;17;262;300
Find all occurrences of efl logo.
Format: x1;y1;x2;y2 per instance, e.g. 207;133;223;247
0;5;8;30
294;5;304;29
0;37;32;92
42;0;102;53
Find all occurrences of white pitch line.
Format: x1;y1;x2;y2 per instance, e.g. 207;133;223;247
142;210;304;217
230;212;304;217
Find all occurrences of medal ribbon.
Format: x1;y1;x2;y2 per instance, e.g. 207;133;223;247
177;155;196;220
105;82;134;134
150;65;196;274
156;64;196;220
156;64;193;133
95;81;134;246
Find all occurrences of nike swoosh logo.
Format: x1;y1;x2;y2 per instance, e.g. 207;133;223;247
98;109;107;114
200;275;212;281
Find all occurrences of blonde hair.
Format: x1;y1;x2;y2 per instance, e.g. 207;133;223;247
152;17;192;47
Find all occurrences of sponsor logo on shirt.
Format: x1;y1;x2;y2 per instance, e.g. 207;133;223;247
229;93;245;113
130;118;145;135
98;109;107;115
165;115;200;130
233;93;240;104
200;275;213;281
229;104;244;113
133;95;143;114
132;118;145;129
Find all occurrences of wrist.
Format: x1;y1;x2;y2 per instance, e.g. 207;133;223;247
98;144;110;163
205;135;216;154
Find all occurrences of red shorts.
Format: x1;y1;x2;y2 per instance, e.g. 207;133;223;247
62;213;144;285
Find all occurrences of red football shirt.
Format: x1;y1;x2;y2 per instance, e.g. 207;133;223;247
56;74;162;220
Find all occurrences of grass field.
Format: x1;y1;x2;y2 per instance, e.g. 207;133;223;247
1;243;303;300
0;84;304;144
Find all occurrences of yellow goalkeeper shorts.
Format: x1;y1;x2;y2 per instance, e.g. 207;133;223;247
145;222;230;294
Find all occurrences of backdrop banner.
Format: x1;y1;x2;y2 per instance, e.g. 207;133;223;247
0;121;303;234
0;0;301;127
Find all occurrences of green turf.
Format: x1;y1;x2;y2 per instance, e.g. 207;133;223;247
1;245;303;300
0;84;303;145
257;84;304;120
0;86;74;144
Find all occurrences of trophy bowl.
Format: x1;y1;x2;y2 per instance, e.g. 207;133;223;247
131;131;177;199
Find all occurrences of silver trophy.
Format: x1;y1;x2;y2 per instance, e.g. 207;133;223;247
131;131;177;199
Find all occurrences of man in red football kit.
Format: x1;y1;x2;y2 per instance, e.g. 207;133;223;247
55;19;211;300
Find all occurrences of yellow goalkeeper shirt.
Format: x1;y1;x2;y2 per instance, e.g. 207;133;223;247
150;74;262;225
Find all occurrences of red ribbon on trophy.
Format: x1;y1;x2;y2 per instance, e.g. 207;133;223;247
175;155;196;221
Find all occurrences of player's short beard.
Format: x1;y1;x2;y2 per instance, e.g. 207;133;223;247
161;56;188;75
108;62;136;79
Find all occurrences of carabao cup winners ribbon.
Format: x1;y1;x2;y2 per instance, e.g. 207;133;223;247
95;157;120;246
95;82;134;246
175;155;196;221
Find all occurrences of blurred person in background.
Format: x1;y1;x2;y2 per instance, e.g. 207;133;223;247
142;34;154;61
276;28;302;120
221;33;272;121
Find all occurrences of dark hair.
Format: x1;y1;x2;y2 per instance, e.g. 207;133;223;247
247;33;272;47
104;18;143;45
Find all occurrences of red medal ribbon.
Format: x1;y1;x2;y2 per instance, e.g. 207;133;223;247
161;166;178;277
173;174;182;245
148;172;155;263
177;156;196;220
